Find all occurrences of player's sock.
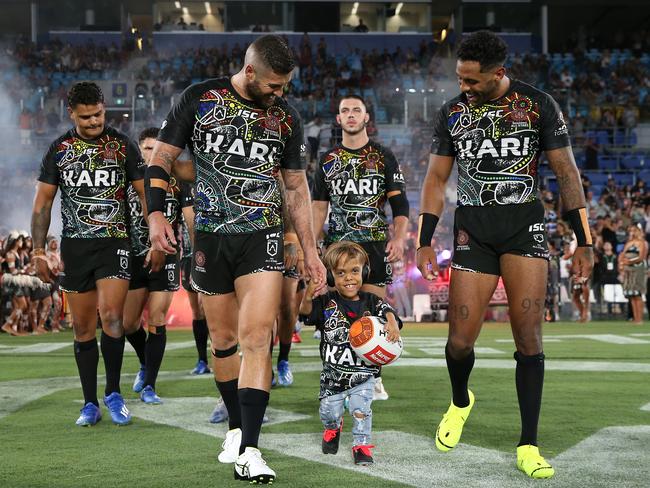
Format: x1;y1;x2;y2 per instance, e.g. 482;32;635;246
126;326;146;366
238;388;270;454
277;340;291;364
101;332;125;395
74;338;99;406
143;325;167;389
515;351;545;446
445;344;474;407
192;319;208;363
216;378;241;430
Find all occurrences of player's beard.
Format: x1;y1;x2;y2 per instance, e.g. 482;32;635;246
246;79;276;109
341;120;366;135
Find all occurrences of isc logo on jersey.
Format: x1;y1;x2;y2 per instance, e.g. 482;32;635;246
331;178;380;196
61;168;120;187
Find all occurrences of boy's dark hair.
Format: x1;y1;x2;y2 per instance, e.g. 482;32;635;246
323;241;369;272
251;34;295;74
67;82;104;108
139;127;160;143
338;94;367;110
457;30;508;72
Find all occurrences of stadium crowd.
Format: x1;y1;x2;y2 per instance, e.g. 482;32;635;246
1;31;650;335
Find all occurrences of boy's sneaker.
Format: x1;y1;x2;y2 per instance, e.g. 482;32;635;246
291;332;302;343
277;360;293;386
75;402;102;426
435;390;475;452
352;444;375;465
517;445;555;479
313;329;321;340
103;392;131;426
218;428;242;463
132;366;146;393
140;385;163;404
209;397;228;424
322;419;343;454
190;359;211;375
234;447;276;484
373;377;389;400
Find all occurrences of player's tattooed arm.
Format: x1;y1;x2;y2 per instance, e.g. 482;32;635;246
31;182;58;250
149;141;183;174
545;147;586;211
31;182;58;283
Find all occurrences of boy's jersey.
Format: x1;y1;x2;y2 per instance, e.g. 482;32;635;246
431;79;570;207
127;176;193;256
306;290;400;398
38;126;143;239
158;77;306;235
312;141;405;243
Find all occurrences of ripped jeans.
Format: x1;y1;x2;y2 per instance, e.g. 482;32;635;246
319;377;374;446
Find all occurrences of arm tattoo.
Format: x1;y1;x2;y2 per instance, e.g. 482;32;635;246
547;148;586;211
151;150;177;174
31;204;52;250
282;170;315;250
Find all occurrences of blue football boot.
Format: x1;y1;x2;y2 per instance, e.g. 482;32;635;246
75;402;102;426
140;385;163;405
103;392;132;425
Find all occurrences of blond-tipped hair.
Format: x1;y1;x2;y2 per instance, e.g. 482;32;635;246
322;241;369;272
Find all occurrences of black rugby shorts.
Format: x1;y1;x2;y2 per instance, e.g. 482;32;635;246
359;240;393;286
451;200;549;275
60;238;131;293
180;256;195;292
129;253;180;292
191;227;284;295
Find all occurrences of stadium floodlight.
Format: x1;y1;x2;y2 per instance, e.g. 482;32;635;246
396;2;403;15
205;2;211;14
182;7;189;15
352;2;359;15
174;1;181;9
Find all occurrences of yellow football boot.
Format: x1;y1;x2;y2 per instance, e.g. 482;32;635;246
435;390;475;452
517;444;555;479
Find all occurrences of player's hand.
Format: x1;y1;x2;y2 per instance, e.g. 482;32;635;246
304;250;327;296
386;236;405;262
145;249;166;273
416;246;439;280
148;211;177;254
383;316;401;343
296;258;305;279
33;256;53;283
572;246;594;284
284;242;298;270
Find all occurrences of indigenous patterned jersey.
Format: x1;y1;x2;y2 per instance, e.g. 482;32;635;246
306;290;400;398
312;141;405;243
38;126;143;239
431;80;570;207
127;177;193;256
159;77;305;235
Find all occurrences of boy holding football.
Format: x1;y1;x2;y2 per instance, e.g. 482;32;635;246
299;241;401;465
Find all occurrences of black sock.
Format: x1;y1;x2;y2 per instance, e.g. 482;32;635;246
144;326;167;389
277;341;291;364
74;338;99;406
239;388;270;454
515;351;545;446
216;378;241;430
192;319;208;363
445;344;475;407
100;332;125;396
126;326;146;366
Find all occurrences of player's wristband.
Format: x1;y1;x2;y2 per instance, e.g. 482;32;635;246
563;207;592;247
417;213;439;250
32;248;46;257
145;166;170;215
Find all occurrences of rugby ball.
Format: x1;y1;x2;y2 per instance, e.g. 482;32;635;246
349;316;403;366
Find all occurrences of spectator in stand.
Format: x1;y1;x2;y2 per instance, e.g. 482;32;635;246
354;19;369;33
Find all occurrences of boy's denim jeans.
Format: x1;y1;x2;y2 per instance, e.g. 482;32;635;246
319;377;375;446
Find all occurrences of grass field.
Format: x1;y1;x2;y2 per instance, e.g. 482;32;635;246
2;321;649;488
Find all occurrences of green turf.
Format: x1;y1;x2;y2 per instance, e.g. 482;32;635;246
1;322;649;487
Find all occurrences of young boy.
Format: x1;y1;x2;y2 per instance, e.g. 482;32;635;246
300;241;402;465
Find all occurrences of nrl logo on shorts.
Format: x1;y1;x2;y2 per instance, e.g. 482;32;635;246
168;271;175;282
119;257;128;270
534;233;545;243
267;239;278;257
195;251;206;267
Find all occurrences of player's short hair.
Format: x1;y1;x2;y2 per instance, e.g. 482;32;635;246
139;127;160;143
251;34;295;74
323;241;369;271
457;30;508;72
338;94;367;110
67;82;104;108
